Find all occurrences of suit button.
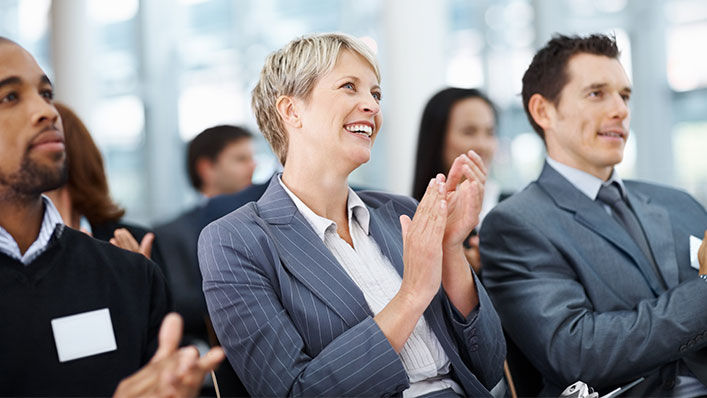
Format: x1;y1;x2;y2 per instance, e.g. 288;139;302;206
470;344;479;352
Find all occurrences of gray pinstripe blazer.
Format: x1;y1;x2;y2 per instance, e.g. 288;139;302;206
198;176;505;397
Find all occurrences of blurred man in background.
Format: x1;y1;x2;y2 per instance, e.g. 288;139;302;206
155;125;255;396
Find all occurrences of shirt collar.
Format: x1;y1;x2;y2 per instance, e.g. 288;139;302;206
546;157;627;200
277;176;370;242
0;195;65;264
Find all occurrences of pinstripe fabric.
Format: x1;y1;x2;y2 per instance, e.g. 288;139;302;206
198;175;506;397
0;195;64;265
278;179;462;397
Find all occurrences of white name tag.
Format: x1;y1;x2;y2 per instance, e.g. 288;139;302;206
689;235;703;271
51;308;117;362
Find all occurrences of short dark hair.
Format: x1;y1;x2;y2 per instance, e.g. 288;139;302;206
521;33;620;140
187;125;253;191
411;87;497;201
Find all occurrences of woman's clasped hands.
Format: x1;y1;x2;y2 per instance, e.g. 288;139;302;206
399;150;486;315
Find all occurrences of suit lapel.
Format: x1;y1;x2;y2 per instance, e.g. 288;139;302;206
368;201;405;276
538;164;665;294
256;177;371;328
627;189;680;288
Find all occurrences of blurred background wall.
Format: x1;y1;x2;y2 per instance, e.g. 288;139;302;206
2;0;707;225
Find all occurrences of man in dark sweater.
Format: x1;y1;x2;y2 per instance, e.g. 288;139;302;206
0;37;223;396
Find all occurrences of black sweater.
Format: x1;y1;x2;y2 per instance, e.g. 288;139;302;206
0;226;170;397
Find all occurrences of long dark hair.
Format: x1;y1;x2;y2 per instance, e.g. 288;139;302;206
411;87;497;201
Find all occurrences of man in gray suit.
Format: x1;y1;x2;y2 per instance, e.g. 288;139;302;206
480;33;707;396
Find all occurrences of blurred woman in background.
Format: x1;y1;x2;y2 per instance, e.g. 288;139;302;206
46;102;164;269
412;88;511;273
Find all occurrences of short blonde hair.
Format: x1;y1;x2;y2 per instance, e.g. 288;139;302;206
252;33;381;165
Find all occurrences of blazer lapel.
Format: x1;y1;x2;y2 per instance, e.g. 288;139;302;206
256;176;371;328
368;201;405;276
538;164;664;295
627;190;680;288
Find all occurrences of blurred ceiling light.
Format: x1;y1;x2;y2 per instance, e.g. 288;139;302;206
18;0;50;41
88;0;138;24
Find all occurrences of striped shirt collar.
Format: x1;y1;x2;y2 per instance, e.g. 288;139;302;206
0;195;65;265
277;176;370;241
546;157;627;200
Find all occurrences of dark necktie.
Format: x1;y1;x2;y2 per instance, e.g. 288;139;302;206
596;182;666;288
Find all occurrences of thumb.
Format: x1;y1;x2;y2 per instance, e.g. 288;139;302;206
399;215;411;240
151;313;183;363
139;232;155;259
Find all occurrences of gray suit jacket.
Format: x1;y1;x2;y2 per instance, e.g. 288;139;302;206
480;162;707;395
198;176;505;397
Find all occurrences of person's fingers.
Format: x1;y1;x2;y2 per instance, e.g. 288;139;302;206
415;178;438;220
467;149;488;176
399;215;411;240
434;173;447;217
114;352;172;398
176;346;200;377
468;235;480;248
197;346;225;372
445;155;470;191
112;228;139;251
139;232;155;259
152;313;183;363
470;179;484;204
463;155;487;187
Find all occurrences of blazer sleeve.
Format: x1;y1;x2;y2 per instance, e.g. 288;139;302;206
441;272;506;389
198;219;408;397
391;193;505;390
480;207;707;390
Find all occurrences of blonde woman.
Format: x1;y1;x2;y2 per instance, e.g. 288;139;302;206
199;33;505;397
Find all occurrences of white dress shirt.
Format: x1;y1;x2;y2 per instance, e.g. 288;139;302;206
278;178;463;397
0;195;64;265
